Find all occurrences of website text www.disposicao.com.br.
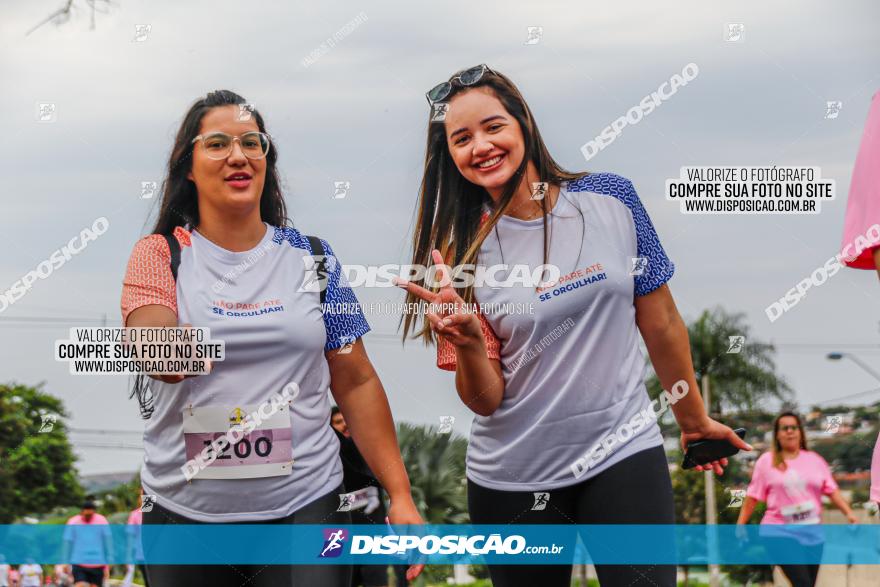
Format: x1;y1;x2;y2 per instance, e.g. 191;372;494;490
319;530;565;560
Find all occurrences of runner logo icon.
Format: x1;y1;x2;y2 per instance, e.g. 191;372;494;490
531;492;549;511
319;529;348;558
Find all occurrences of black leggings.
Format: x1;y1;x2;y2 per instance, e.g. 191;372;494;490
778;562;821;587
467;445;676;587
764;537;823;587
142;483;352;587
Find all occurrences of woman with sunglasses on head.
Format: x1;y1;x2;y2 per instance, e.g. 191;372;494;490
120;90;423;586
737;412;857;587
396;65;750;587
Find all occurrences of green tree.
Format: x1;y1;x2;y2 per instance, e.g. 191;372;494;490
396;422;468;524
812;430;878;473
671;453;745;525
650;309;789;585
647;308;792;416
671;455;773;585
96;472;142;516
0;382;83;523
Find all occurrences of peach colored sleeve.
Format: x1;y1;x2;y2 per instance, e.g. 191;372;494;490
436;311;501;371
436;217;500;370
120;232;182;325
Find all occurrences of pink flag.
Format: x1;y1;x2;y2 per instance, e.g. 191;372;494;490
841;91;880;269
872;430;880;503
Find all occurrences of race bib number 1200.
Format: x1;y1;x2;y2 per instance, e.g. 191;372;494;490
182;404;293;480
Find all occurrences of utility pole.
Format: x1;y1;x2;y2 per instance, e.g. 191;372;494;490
703;374;721;587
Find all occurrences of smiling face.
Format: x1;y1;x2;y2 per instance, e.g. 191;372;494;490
444;87;526;198
776;415;802;451
187;105;267;218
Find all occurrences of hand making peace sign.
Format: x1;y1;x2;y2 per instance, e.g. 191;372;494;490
394;249;486;348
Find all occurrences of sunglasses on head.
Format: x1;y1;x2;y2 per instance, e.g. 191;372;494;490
426;64;494;104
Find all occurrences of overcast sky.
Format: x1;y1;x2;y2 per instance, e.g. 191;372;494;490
1;1;879;475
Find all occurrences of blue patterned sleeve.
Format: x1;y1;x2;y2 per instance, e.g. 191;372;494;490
319;239;371;351
621;180;675;296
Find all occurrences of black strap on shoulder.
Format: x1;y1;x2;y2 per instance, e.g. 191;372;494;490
305;235;328;305
162;233;181;281
162;231;327;305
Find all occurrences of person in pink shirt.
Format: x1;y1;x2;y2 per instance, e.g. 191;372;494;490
122;490;148;587
737;412;857;587
872;440;880;505
62;497;112;587
839;90;880;512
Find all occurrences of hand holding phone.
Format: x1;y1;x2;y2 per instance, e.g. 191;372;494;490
682;428;747;469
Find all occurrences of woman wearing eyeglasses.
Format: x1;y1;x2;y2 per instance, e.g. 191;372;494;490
120;90;423;586
396;65;750;587
737;412;857;587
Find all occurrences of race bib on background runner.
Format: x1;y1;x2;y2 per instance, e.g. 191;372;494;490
780;500;820;525
182;404;293;479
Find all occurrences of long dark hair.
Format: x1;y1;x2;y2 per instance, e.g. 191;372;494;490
772;411;808;470
132;90;290;419
150;89;289;235
401;67;585;343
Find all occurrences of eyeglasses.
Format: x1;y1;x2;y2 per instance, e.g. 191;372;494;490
191;131;271;160
426;64;494;104
779;425;800;432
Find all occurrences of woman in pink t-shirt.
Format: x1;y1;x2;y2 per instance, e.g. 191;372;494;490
737;412;857;586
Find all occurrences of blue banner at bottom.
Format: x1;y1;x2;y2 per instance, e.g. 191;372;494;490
0;524;878;565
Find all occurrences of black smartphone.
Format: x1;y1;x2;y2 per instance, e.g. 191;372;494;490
681;428;747;469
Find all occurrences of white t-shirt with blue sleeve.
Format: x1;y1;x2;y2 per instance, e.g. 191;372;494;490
468;172;674;491
122;223;369;521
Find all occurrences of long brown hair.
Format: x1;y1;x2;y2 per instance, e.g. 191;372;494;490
149;89;289;235
132;90;289;419
772;411;808;470
401;66;585;343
